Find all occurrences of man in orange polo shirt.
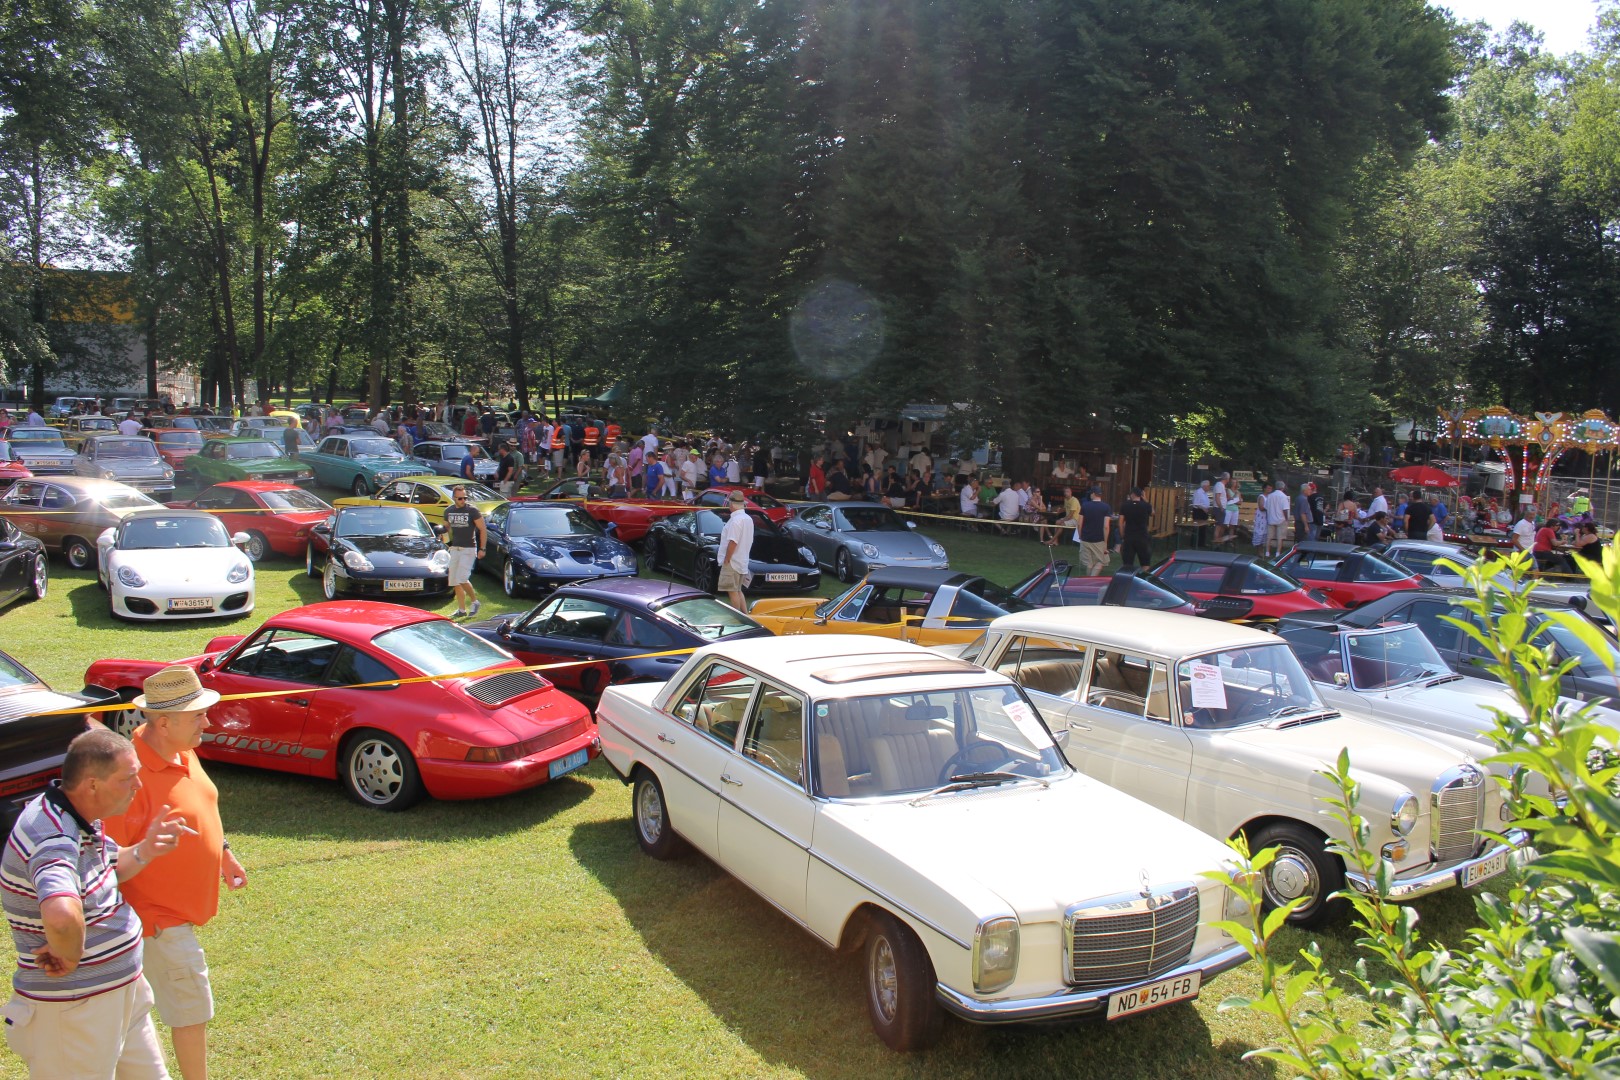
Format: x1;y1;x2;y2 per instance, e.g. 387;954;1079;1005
104;667;248;1080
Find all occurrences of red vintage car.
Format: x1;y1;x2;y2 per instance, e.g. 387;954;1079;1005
1147;549;1346;620
694;484;792;524
166;481;333;562
141;427;206;468
0;443;31;482
514;477;691;543
84;601;598;811
1272;541;1425;608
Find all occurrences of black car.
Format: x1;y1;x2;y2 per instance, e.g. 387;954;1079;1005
479;502;640;597
306;505;451;600
0;517;47;611
0;649;118;834
468;577;772;699
1277;587;1620;705
643;508;820;594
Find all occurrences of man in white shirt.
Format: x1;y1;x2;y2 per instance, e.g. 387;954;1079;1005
864;444;887;477
993;482;1022;522
1263;480;1292;556
1213;473;1230;543
717;491;755;610
640;429;658;457
25;406;43;427
1511;505;1536;552
909;447;932;480
1366;487;1389;518
371;411;390;435
960;478;980;517
118;415;143;436
679;450;700;501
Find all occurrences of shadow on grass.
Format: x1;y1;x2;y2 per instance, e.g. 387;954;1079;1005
212;758;596;844
568;816;1277;1080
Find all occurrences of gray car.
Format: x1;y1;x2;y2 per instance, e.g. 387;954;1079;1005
783;500;948;582
408;440;498;480
2;427;76;475
73;434;176;494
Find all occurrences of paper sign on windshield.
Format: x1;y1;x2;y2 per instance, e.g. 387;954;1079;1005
1189;663;1227;709
1004;700;1047;744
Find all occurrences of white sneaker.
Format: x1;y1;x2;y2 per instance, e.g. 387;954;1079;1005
470;600;481;616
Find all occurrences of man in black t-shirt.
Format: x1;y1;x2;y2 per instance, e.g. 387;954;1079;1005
443;485;487;617
1076;489;1115;575
1118;487;1154;570
1403;489;1432;540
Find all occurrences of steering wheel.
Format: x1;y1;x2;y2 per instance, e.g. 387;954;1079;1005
938;741;1008;784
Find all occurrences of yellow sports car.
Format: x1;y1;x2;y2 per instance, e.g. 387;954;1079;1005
748;567;1034;646
333;476;505;524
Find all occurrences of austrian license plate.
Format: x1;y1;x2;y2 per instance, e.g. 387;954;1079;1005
548;748;589;779
765;573;796;583
382;579;424;592
1460;850;1510;888
1106;972;1201;1020
167;597;212;611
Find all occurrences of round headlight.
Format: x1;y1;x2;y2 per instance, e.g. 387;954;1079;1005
162;465;175;478
798;545;816;565
928;541;947;558
1391;793;1419;837
861;543;879;558
342;550;374;572
429;550;451;571
116;565;146;588
227;561;251;584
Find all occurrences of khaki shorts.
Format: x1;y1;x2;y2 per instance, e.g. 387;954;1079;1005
448;547;477;586
147;923;215;1028
716;566;751;592
1080;539;1109;569
1267;521;1289;543
3;977;167;1079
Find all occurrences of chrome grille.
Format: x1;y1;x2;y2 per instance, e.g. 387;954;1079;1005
1432;766;1485;864
465;670;547;706
1064;885;1201;991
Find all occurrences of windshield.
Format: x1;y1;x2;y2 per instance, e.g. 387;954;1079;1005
97;439;160;460
259;489;331;512
372;620;513;678
457;482;503;503
506;506;602;537
335;507;432;538
121;515;230;549
156;432;204;448
1343;626;1452;690
101;492;161;511
655;596;761;639
347;438;403;458
956;577;1035;615
1176;644;1327;729
78;419;115;431
838;507;908;532
227;441;284;459
9;429;63;446
815;683;1068;798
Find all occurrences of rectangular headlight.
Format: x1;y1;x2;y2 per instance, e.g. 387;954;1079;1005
972;916;1019;994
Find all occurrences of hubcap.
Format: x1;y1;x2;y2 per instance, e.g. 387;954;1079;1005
637;781;664;843
246;534;266;561
32;557;46;596
1266;847;1318;903
349;740;402;804
504;560;516;596
869;936;899;1023
324;563;336;599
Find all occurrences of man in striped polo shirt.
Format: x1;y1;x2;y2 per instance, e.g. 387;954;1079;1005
2;728;192;1078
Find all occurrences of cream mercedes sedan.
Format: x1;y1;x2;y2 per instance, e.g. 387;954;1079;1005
595;635;1251;1051
957;608;1527;928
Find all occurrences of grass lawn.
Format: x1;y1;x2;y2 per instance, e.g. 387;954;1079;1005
0;494;1493;1078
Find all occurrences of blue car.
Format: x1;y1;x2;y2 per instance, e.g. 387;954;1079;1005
409;440;498;482
467;578;771;699
479;502;639;597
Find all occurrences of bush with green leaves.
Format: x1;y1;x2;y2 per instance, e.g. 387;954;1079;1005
1216;549;1620;1077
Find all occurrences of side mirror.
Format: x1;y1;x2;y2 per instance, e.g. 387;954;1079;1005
312;523;331;537
1053;727;1071;750
602;521;618;536
498;618;514;637
906;520;917;529
433;523;447;536
197;657;213;674
1332;671;1350;687
231;531;251;548
814;519;831;531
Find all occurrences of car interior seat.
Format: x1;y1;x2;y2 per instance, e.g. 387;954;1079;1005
869;703;954;793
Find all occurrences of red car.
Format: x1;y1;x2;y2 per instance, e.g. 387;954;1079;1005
0;443;31;482
515;477;691;543
1147;549;1345;620
167;481;333;562
83;601;598;811
1273;541;1425;608
695;484;792;524
141;427;206;468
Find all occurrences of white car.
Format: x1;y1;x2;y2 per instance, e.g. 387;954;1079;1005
958;609;1524;928
595;635;1251;1051
97;509;255;620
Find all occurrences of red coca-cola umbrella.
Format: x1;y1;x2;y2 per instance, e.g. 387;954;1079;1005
1388;465;1459;488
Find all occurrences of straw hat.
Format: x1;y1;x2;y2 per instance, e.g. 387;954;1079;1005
133;665;221;713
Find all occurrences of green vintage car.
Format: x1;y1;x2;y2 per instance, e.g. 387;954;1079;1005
298;433;423;496
184;437;316;486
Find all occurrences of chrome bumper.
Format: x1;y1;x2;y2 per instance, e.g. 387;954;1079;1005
1344;830;1531;902
933;941;1251;1024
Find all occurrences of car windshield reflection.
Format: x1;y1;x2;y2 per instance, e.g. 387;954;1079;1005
1175;644;1329;729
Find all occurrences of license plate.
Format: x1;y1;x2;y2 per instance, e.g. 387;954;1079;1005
383;579;424;592
765;573;796;583
1106;971;1201;1020
548;748;588;779
1460;850;1510;888
167;597;212;611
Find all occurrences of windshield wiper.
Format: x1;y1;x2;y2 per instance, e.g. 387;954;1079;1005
1266;705;1339;728
909;771;1047;804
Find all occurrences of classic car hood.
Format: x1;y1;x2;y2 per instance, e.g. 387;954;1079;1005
231;457;305;474
354;454;409;467
112;546;248;577
10;447;72;459
512;534;627;564
748;596;824;620
100;461;169;477
1220;711;1473;783
343;534;442;561
1342;674;1620;735
818;774;1232;923
845;529;939;559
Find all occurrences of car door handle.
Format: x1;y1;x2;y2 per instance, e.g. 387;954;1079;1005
1069;720;1092;731
287;698;309;707
657;733;675;745
720;774;743;787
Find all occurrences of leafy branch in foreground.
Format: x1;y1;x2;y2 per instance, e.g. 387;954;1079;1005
1215;551;1620;1077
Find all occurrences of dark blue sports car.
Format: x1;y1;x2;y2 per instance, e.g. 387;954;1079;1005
478;502;640;597
467;578;771;699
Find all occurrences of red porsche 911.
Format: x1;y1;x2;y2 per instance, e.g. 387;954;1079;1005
84;601;598;810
